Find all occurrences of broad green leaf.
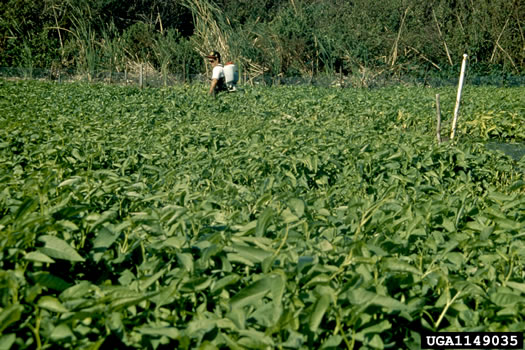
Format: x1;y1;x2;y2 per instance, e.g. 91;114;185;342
320;335;343;349
356;320;392;336
348;288;407;312
109;291;158;311
33;272;71;291
282;330;306;348
180;276;212;292
211;274;240;294
288;198;305;218
442;218;455;232
381;258;421;275
0;334;16;350
249;301;281;327
14;198;37;221
161;236;186;249
58;177;81;188
368;334;384;349
230;276;273;309
237;329;275;348
24;251;55;264
233;220;257;236
281;208;299;223
88;210;118;231
58;220;79;231
92;226;119;262
137;327;180;339
118;269;135;286
38;296;69;313
139;269;166;291
445;252;464;267
231;244;272;263
493;218;521;231
255;207;274;237
60;281;92;300
297;255;316;273
108;312;124;332
490;292;525;307
465;220;491;232
38;235;85;262
0;305;23;333
309;294;330;332
227;253;255;267
92;226;119;250
304;274;332;288
506;281;525;294
497;307;518;317
176;253;194;273
186;319;217;339
487;191;513;202
50;323;74;341
270;273;286;307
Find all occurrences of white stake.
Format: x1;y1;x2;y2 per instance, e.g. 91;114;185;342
450;54;468;140
436;94;442;144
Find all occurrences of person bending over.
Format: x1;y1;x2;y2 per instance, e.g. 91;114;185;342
206;51;227;96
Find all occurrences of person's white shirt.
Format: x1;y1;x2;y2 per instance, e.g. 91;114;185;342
212;64;224;81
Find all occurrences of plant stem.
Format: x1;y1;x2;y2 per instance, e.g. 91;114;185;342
435;290;462;329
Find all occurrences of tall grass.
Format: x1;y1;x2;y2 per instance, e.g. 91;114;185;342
5;0;522;84
182;0;268;80
21;41;34;79
101;21;126;82
152;29;179;86
67;5;99;81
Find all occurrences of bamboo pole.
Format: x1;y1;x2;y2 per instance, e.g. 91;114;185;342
432;8;453;66
52;6;64;62
390;7;409;66
450;54;468;141
490;17;510;63
408;46;441;70
436;94;442;144
290;0;298;15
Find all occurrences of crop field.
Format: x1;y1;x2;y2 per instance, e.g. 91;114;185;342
1;80;524;349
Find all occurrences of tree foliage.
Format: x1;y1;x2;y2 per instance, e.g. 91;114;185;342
0;0;523;78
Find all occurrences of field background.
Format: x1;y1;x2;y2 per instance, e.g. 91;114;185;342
1;80;524;349
1;0;524;85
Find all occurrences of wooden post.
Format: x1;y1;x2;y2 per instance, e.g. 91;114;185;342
450;54;468;140
310;61;314;85
139;64;144;89
183;57;186;84
436;94;442;144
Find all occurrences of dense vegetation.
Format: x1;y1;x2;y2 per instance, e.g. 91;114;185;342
1;80;524;349
1;0;524;80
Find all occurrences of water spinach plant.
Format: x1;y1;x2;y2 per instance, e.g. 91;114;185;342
0;80;524;349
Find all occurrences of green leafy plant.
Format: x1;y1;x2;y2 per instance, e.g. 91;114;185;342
0;80;524;349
